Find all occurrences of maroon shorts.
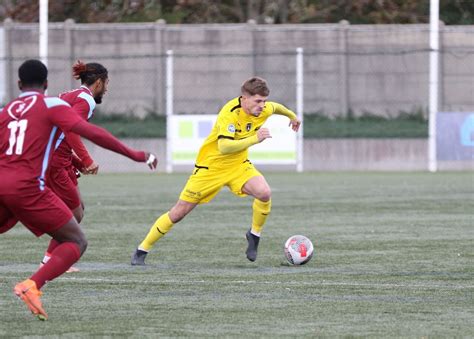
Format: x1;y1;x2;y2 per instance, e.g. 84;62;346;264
0;204;17;234
47;165;81;210
0;187;73;237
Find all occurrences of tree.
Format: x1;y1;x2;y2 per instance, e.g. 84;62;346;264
1;0;473;25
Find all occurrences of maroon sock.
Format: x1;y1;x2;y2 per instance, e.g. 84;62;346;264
44;238;60;257
31;242;81;289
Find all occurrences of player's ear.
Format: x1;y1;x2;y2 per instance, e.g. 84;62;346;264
91;78;101;93
18;80;23;90
43;80;48;91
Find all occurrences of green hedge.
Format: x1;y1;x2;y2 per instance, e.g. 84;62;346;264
93;113;166;138
92;112;427;139
303;112;427;138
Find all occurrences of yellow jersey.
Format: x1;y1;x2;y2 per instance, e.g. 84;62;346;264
194;97;296;169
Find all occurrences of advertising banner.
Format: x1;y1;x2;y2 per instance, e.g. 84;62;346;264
437;112;474;161
169;114;297;165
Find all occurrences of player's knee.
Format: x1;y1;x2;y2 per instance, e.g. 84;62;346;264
77;235;88;254
169;208;186;223
70;228;88;254
257;187;272;202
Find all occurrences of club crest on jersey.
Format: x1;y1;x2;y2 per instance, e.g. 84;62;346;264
7;95;37;120
228;124;236;133
246;123;252;132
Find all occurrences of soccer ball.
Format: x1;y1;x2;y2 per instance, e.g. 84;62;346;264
284;235;314;265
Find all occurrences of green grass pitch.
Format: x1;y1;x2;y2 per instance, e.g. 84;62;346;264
0;172;472;336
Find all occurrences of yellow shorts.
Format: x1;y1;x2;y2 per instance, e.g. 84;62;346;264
179;161;262;204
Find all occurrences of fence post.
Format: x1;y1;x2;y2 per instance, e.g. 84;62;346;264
39;0;48;67
338;20;350;118
438;20;445;112
4;18;13;101
165;49;174;173
428;1;440;172
296;47;304;173
247;19;257;76
154;19;166;115
64;18;75;89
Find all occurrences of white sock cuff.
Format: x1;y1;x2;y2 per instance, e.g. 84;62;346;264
250;230;261;237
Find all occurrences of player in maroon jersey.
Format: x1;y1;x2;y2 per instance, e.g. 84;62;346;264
0;59;158;320
40;60;109;272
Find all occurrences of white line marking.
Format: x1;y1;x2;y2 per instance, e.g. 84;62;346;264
58;277;473;290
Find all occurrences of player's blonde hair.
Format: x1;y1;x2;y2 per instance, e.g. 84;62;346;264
241;77;270;96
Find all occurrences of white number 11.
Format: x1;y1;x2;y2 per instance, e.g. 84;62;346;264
6;119;28;155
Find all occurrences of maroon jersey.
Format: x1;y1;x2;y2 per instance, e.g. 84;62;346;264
0;90;147;237
0;91;82;193
50;86;96;169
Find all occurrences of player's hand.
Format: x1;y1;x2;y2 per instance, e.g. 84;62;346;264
74;168;83;178
256;128;272;143
145;152;158;170
86;162;99;175
76;166;88;175
289;118;301;132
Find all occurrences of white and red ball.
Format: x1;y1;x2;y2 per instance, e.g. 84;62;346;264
284;235;314;265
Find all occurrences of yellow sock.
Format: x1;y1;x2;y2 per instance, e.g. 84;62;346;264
251;199;271;236
139;212;173;251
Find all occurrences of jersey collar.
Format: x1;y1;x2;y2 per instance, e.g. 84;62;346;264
19;90;42;98
80;85;93;96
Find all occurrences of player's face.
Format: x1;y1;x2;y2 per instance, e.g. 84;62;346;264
94;78;109;104
241;94;267;116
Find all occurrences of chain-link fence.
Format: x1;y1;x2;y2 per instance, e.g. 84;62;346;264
1;21;473;171
1;21;473;117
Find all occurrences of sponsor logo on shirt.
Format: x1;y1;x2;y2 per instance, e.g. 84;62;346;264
228;124;236;133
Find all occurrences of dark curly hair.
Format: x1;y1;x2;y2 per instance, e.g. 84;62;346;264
18;59;48;87
72;60;108;85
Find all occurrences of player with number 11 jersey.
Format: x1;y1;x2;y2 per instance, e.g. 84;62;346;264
0;59;157;320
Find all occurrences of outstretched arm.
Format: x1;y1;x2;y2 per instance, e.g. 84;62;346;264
70;120;157;169
46;98;157;170
270;102;301;132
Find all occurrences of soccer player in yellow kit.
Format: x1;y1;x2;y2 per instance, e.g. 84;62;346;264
131;77;301;264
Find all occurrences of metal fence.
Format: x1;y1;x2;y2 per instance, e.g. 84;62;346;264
1;21;473;118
